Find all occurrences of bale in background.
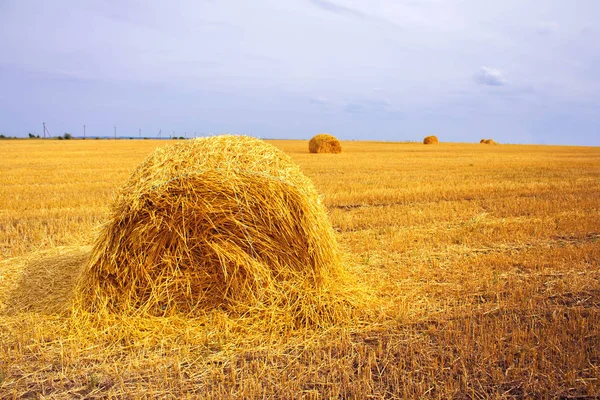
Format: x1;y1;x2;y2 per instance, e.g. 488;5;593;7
480;138;498;144
77;135;350;326
423;135;439;144
309;134;342;154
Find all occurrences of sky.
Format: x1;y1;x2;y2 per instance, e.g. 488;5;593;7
0;0;599;145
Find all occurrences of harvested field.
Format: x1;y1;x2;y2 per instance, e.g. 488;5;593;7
1;139;599;398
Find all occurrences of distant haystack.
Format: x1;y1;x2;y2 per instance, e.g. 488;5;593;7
77;135;348;326
309;134;342;154
423;135;439;145
480;139;498;144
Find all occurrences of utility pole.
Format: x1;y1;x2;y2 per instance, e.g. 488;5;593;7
43;122;51;138
83;124;86;140
114;126;117;140
157;129;162;139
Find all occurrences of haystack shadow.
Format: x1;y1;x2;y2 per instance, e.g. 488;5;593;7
5;248;89;315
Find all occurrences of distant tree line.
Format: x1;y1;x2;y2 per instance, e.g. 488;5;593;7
0;133;189;140
0;133;72;140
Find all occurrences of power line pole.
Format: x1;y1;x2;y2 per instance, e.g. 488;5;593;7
157;129;162;139
114;126;117;140
43;122;51;138
83;124;86;140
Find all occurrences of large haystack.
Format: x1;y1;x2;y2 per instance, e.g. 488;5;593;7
423;135;439;144
77;135;345;324
309;134;342;154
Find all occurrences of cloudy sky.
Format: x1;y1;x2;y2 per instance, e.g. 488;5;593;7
1;0;599;144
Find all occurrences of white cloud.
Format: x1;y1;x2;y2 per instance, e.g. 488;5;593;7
476;67;508;87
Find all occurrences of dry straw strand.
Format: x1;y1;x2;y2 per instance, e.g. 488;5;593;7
308;134;342;154
75;135;359;328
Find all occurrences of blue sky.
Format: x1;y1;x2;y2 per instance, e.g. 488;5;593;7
1;0;599;145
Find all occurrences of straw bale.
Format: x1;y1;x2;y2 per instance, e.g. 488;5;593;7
77;135;347;325
309;134;342;154
423;135;439;144
480;138;498;144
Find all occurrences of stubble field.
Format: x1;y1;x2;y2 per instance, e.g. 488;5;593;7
0;139;599;398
